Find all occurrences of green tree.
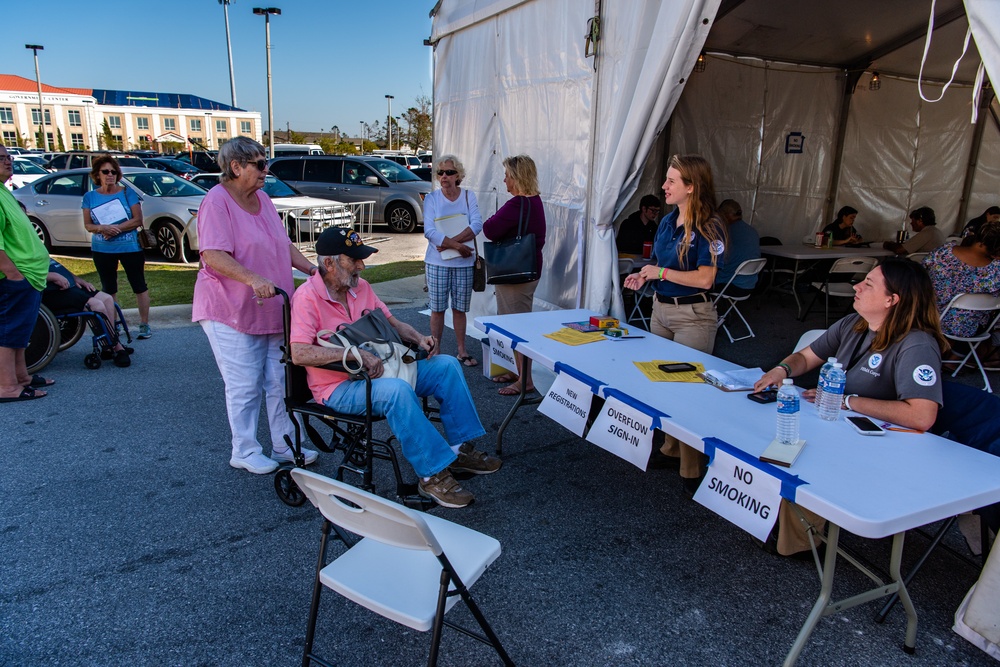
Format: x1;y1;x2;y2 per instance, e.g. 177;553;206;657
401;95;432;151
99;120;121;150
287;129;306;144
56;128;65;152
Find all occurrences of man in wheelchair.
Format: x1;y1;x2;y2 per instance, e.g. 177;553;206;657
290;228;501;509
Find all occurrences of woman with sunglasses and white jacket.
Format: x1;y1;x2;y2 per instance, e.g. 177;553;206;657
192;137;318;475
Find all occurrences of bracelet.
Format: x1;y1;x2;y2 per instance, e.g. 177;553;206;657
658;267;668;280
776;363;792;377
844;394;858;411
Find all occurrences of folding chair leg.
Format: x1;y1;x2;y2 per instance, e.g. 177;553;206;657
303;522;332;667
428;570;450;667
456;587;515;665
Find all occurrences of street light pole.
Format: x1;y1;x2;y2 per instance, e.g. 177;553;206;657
253;7;281;158
25;44;47;151
220;0;238;108
385;94;393;151
359;121;364;154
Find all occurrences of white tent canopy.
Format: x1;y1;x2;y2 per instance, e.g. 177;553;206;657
430;0;1000;319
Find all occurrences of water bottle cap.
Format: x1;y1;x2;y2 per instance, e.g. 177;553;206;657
782;378;793;385
828;357;837;363
833;362;843;368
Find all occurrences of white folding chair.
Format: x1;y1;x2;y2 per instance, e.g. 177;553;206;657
291;469;514;667
617;257;634;276
794;329;826;353
804;256;878;325
711;258;767;342
939;293;1000;392
906;252;929;264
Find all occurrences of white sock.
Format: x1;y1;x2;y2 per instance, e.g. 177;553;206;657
451;444;462;455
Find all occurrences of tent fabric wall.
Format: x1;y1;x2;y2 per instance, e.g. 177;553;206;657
968;100;1000;219
965;0;1000;85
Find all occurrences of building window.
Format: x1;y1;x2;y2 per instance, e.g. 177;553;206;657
163;118;176;132
68;110;82;127
71;133;85;149
31;109;52;124
2;131;17;144
216;120;227;134
190;119;202;132
108;116;121;129
137;117;149;130
240;120;252;134
0;107;13;124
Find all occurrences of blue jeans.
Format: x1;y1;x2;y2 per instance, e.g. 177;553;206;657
324;355;485;477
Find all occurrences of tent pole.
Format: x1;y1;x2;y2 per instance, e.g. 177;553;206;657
823;70;863;224
956;86;995;232
581;0;604;310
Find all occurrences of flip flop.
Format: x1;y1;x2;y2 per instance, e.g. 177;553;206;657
0;386;47;403
491;373;516;384
27;374;55;389
457;355;479;367
498;384;534;396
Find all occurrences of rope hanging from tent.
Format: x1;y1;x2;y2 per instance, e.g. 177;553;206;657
917;0;986;123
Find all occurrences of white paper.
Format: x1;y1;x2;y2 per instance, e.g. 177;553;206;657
435;213;475;260
586;395;654;471
693;448;782;542
487;330;517;374
538;371;592;437
702;368;764;390
90;198;129;226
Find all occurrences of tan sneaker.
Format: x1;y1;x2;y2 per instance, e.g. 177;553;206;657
449;443;503;475
418;470;475;508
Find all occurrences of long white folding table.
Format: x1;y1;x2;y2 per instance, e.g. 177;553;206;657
760;245;894;319
475;308;1000;665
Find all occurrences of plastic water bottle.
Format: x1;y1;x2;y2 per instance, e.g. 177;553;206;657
776;379;800;445
814;357;838;413
818;362;846;421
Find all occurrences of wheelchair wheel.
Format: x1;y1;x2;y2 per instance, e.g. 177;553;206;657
84;354;102;370
26;305;61;374
57;315;86;352
274;465;306;507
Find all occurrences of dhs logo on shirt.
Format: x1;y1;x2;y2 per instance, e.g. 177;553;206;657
913;365;937;386
710;240;725;256
868;353;883;369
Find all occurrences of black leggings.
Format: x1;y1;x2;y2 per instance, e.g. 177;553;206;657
92;251;148;295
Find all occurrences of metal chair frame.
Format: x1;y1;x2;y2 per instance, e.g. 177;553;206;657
801;256;878;325
711;258;767;342
939;293;1000;392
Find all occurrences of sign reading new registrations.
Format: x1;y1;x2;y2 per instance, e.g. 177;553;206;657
586;396;654;470
538;372;592;436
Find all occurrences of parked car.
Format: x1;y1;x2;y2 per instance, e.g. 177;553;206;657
12;167;205;263
418;153;433;165
47;151;145;171
129;150;160;159
410;166;433;182
373;153;423;170
5;158;49;190
17;154;52;170
143;158;202;179
267;155;431;233
173;151;220;173
190;173;354;238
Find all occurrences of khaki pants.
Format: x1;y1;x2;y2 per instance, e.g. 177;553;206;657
777;500;827;555
651;298;718;478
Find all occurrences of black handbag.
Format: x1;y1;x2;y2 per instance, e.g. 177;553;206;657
472;243;486;292
484;197;538;285
334;308;402;346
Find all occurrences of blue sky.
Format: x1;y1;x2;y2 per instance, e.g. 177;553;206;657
4;1;435;136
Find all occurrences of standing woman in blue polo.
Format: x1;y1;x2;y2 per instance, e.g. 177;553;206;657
82;155;152;339
624;154;726;485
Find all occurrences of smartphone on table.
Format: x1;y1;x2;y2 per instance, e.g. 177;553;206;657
846;416;886;436
658;362;697;373
747;389;778;403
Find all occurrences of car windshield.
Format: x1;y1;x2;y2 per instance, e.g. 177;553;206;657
262;175;297;198
159;159;200;172
124;173;206;197
365;159;421;183
14;160;47;175
117;157;146;168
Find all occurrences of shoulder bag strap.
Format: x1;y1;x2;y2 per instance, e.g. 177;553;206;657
516;196;528;239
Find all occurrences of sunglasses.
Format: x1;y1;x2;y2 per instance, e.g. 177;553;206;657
100;169;119;175
249;159;268;171
437;169;458;176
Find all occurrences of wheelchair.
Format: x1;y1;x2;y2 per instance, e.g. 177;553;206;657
272;288;436;510
25;301;132;373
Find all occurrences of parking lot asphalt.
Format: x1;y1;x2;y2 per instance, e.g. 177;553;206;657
1;285;994;666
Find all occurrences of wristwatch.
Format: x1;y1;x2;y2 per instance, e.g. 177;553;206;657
843;394;859;411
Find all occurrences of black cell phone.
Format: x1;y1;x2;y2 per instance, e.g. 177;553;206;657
847;416;886;436
658;362;697;373
747;389;778;403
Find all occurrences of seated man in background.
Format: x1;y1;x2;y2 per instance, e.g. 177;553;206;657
290;228;500;509
713;199;760;295
616;194;661;255
883;206;945;255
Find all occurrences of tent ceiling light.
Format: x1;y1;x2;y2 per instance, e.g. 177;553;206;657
694;53;706;73
869;71;881;91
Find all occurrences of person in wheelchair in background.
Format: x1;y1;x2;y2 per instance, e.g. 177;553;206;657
290;228;501;509
44;259;133;367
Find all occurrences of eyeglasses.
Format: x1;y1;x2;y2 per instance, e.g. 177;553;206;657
437;169;458;176
0;155;12;162
249;159;268;171
100;169;119;175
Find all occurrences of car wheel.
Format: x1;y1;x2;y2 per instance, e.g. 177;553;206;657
153;221;185;263
29;218;51;250
385;202;417;234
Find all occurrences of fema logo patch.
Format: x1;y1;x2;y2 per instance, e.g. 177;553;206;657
868;353;883;369
689;231;697;243
913;365;937;386
710;240;725;256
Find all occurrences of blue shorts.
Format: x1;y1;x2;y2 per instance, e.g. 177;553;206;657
425;264;473;313
0;278;43;349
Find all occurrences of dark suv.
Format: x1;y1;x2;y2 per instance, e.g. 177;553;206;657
267;155;431;233
47;152;146;171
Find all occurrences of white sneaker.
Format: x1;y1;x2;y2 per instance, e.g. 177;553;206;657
230;452;280;474
271;446;319;466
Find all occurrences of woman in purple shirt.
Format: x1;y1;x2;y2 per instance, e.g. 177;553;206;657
482;154;546;396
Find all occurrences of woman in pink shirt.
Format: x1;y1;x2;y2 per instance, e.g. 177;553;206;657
192;137;318;474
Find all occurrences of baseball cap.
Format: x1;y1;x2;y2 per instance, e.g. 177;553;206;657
315;228;378;259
